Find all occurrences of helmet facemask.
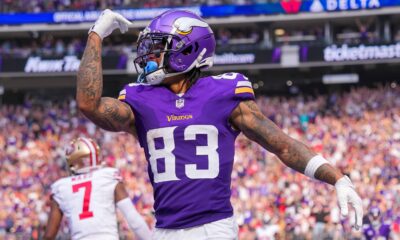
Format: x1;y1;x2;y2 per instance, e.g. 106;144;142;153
134;32;185;85
134;31;211;85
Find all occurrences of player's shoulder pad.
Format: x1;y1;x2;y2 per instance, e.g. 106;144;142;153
97;167;123;181
118;82;151;101
118;88;127;101
51;177;67;196
210;72;249;82
207;72;254;98
212;73;254;97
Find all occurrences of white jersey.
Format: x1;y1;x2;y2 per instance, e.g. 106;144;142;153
51;167;122;240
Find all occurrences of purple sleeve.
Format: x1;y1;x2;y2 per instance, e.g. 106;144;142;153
231;73;256;101
117;83;148;109
118;86;128;102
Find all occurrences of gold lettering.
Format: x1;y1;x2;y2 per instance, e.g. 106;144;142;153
166;114;193;122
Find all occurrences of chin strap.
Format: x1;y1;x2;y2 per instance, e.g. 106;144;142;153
136;72;145;83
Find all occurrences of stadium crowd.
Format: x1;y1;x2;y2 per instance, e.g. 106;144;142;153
0;28;263;58
0;0;279;13
0;84;399;239
0;21;382;59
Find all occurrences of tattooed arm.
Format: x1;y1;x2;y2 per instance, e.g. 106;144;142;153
76;33;136;135
230;100;343;185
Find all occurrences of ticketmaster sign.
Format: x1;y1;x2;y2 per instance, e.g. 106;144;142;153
324;44;400;62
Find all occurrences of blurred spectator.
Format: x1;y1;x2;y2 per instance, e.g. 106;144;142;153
0;0;279;13
0;27;265;58
274;26;325;47
335;18;378;45
0;0;300;13
355;18;375;44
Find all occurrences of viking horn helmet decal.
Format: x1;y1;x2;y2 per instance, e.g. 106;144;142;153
173;17;209;35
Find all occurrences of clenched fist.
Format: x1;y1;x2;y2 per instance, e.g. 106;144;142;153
89;9;132;40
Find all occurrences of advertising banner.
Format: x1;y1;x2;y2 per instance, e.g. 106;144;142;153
300;43;400;62
0;0;398;25
0;49;278;74
0;55;126;73
2;44;399;75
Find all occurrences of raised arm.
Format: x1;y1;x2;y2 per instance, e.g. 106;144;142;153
77;33;135;134
230;100;363;229
76;10;136;135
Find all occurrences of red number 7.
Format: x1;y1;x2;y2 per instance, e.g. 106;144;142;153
72;181;94;220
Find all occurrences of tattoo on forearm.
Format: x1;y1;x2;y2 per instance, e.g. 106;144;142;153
314;164;343;185
84;97;135;133
76;35;135;134
77;35;102;105
234;100;342;185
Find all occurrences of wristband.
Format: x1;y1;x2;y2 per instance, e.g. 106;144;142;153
304;155;330;178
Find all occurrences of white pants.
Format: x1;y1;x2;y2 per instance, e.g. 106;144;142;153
152;216;239;240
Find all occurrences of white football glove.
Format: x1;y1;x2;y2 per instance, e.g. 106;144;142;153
335;176;363;230
89;9;132;40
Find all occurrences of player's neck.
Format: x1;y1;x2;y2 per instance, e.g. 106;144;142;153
164;76;190;94
169;81;190;94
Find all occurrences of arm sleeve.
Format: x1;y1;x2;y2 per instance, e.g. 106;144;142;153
117;198;152;240
111;168;123;182
100;167;123;182
118;88;127;102
231;73;256;101
50;181;63;209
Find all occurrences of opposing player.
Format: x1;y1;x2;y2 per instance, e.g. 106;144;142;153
44;137;151;240
76;9;363;239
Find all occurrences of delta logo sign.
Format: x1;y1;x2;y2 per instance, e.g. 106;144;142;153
279;0;382;14
280;0;303;14
309;0;381;13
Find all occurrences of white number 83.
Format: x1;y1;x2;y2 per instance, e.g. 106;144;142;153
146;125;219;183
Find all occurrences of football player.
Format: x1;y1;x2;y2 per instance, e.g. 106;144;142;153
44;137;151;240
363;207;392;240
76;9;363;239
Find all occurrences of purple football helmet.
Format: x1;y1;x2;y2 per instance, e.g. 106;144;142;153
370;207;381;218
134;10;216;85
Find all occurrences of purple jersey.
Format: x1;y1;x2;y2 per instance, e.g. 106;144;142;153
119;72;255;228
364;221;391;240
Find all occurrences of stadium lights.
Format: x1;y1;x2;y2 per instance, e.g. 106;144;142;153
274;28;285;36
